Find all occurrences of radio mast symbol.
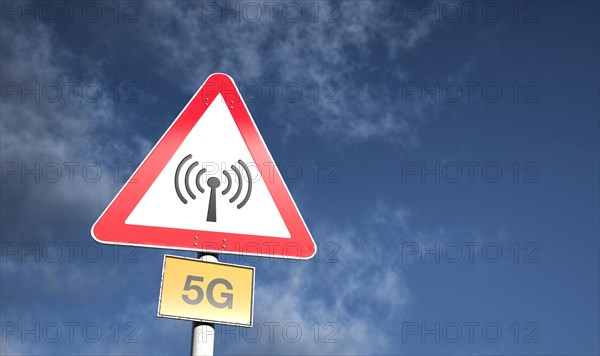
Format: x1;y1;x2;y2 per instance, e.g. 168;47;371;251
174;154;253;222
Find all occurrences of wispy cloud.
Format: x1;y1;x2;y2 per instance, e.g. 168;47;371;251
139;1;440;145
221;206;414;354
1;21;151;244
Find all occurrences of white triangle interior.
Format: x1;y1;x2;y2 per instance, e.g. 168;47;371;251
125;94;291;238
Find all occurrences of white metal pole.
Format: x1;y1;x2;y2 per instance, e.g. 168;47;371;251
191;253;218;356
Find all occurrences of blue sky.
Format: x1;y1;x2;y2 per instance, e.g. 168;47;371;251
1;1;598;355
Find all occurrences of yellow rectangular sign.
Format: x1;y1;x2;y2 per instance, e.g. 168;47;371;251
157;255;254;327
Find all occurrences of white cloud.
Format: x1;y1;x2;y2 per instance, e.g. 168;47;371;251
139;1;440;145
222;210;413;354
0;21;151;243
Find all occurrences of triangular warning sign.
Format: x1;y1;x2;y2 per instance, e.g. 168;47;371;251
92;73;316;259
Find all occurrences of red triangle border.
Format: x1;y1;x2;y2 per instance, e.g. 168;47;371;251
91;73;316;260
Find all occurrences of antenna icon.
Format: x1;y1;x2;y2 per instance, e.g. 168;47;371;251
174;154;253;222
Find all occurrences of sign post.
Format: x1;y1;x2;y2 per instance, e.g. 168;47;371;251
191;253;217;356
